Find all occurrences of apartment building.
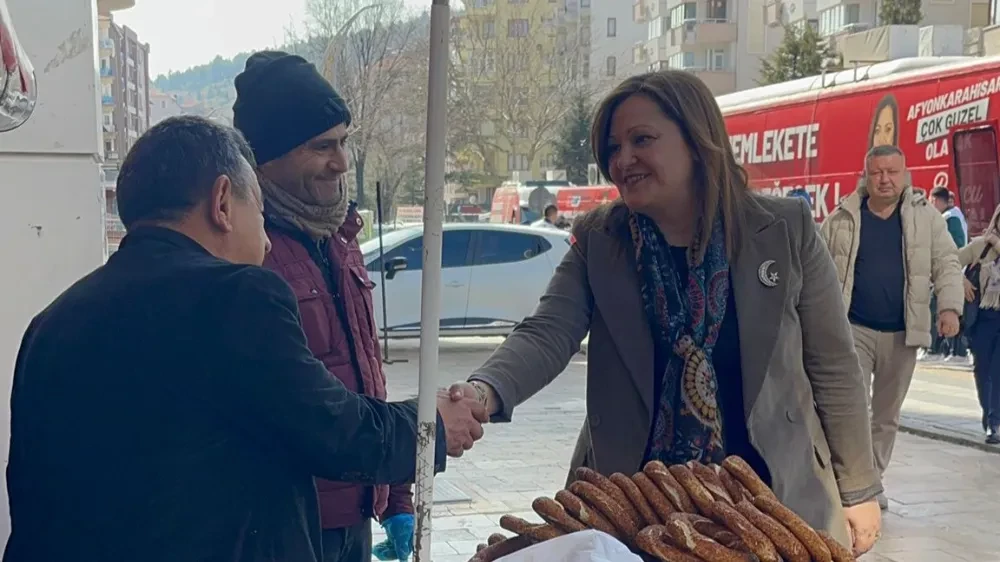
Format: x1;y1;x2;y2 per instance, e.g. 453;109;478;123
586;0;647;94
452;0;583;184
634;0;776;95
98;15;150;253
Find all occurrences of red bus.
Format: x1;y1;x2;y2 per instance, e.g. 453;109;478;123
718;56;1000;235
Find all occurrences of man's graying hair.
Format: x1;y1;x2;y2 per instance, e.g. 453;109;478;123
864;144;905;169
861;144;913;189
117;115;257;229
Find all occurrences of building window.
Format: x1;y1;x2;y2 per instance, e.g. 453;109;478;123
581;0;590;6
707;49;727;70
648;16;666;38
845;3;861;24
473;0;494;7
706;0;728;20
483;19;495;38
606;56;617;76
507;153;530;171
668;51;696;69
670;3;697;25
508;18;529;37
819;3;860;35
607;17;617;37
509;0;528;4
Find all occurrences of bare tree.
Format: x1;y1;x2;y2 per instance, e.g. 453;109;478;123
368;36;430;219
288;0;426;208
448;1;588;185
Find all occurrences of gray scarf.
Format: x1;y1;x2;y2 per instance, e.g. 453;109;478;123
258;174;349;240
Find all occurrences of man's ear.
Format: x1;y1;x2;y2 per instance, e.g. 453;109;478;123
208;175;236;234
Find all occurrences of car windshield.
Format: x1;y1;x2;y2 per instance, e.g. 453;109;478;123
360;226;422;260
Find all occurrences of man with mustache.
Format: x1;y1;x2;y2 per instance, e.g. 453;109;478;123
232;51;415;562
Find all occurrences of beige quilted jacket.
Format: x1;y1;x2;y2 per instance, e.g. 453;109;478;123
819;182;964;348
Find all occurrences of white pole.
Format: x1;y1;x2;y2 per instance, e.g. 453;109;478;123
413;1;449;561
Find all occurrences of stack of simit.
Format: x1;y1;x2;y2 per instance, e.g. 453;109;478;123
468;455;856;562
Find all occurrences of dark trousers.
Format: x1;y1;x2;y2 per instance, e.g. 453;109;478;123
970;309;1000;430
322;519;372;562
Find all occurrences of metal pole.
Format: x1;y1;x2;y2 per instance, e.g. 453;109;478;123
413;0;449;561
375;181;391;362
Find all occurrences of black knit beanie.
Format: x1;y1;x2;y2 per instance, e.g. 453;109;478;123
232;51;352;165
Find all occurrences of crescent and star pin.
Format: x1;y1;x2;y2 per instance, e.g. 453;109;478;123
758;260;779;288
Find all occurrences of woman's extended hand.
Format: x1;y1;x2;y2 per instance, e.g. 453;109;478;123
448;381;499;418
964;277;977;303
843;499;882;557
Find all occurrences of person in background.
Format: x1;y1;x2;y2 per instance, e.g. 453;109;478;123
4;116;487;562
923;187;970;363
451;71;882;556
232;51;414;562
787;187;813;209
531;204;560;229
820;145;963;511
958;204;1000;444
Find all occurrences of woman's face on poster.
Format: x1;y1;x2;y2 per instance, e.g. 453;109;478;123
872;105;896;147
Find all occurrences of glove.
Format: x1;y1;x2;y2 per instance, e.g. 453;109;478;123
373;514;414;561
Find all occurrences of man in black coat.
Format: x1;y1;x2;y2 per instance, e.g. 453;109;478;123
3;116;487;562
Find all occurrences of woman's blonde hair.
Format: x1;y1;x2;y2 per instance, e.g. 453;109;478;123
590;71;749;261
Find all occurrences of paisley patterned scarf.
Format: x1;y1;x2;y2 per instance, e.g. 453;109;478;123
630;212;729;465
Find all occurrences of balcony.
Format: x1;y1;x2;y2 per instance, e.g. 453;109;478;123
689;69;737;94
646;0;669;19
667;20;738;52
100;67;113;77
634;41;650;64
102;95;114;105
646;34;670;63
765;0;785;26
634;0;648;23
99;38;115;50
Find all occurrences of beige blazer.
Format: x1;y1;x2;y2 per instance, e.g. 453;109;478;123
470;195;880;547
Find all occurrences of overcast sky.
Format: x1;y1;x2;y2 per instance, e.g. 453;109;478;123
114;0;431;78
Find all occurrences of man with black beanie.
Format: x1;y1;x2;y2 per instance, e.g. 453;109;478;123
233;51;415;562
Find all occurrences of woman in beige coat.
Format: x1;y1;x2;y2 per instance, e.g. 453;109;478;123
959;204;1000;444
450;71;883;556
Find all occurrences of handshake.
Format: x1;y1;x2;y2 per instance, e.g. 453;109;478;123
435;381;494;458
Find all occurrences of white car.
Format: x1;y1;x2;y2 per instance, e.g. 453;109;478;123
360;222;571;338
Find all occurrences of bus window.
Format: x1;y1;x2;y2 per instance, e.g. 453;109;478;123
953;127;1000;236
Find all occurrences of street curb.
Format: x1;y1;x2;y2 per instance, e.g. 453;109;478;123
898;423;1000;455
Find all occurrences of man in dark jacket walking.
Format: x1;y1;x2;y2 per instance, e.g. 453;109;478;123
4;116;487;562
231;51;413;562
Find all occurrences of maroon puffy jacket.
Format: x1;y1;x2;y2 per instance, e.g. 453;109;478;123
262;205;412;529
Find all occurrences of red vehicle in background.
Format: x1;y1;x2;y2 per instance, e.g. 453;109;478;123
555;185;620;220
718;56;1000;234
489;183;620;225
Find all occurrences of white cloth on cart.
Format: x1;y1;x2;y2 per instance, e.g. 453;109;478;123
496;530;642;562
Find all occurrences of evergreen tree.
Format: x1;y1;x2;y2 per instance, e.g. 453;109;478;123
879;0;922;25
759;24;841;85
554;92;593;185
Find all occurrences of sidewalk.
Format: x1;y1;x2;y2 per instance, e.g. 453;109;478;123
376;338;1000;561
900;364;997;453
